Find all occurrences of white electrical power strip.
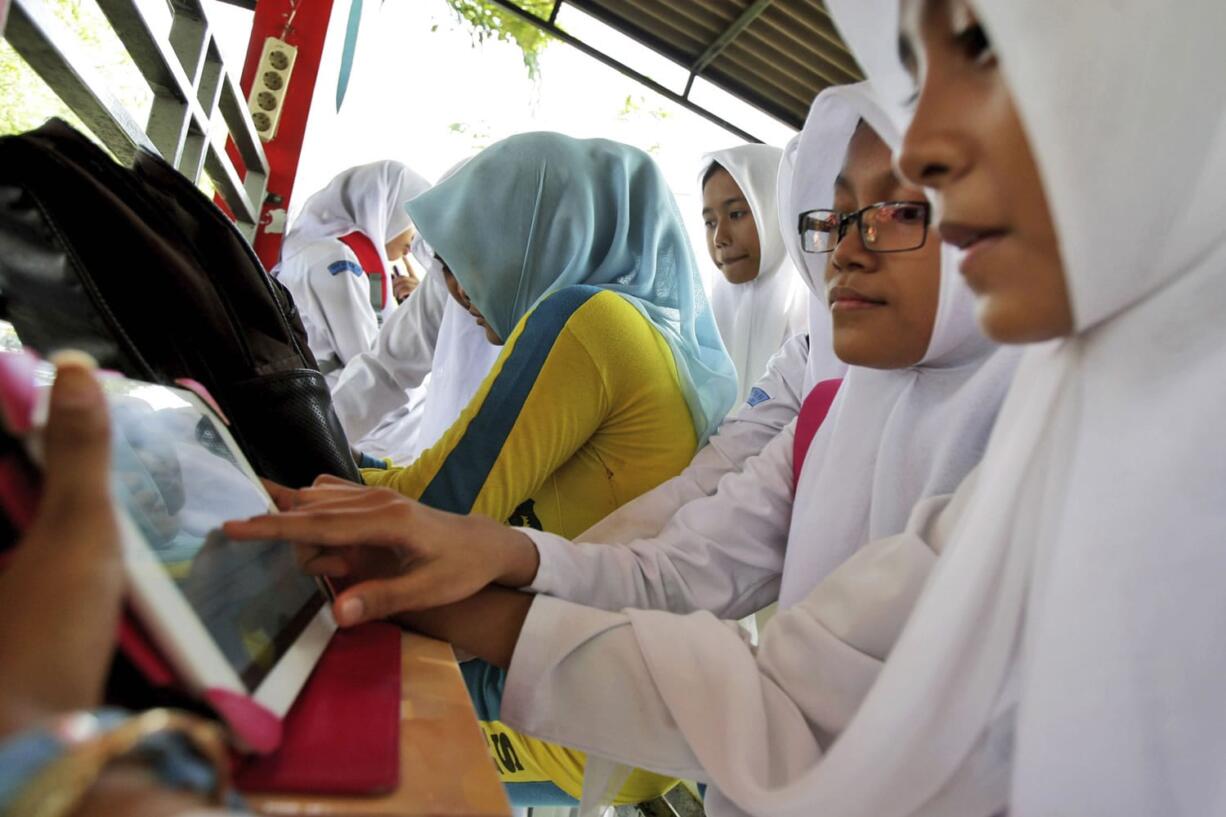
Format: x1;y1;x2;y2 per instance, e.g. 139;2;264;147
247;37;298;142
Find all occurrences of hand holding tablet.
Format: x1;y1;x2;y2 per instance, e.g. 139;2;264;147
11;353;337;727
0;355;244;817
1;353;406;806
0;354;124;736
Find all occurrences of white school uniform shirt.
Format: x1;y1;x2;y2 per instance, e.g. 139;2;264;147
508;83;1020;817
702;145;809;404
346;383;428;464
274;161;430;389
276;239;397;389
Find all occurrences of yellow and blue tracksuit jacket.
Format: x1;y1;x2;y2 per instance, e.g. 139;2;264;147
363;285;697;805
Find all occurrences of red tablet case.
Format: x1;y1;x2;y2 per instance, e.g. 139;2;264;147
114;605;402;796
234;621;402;794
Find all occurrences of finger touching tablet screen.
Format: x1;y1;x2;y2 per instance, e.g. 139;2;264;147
30;365;335;718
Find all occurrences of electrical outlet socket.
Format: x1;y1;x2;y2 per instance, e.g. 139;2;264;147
246;37;298;142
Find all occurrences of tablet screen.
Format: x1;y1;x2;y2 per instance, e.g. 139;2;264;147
100;378;325;691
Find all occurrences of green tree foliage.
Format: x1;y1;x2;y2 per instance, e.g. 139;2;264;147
0;0;150;144
448;119;495;151
0;39;82;136
617;93;672;122
441;0;555;77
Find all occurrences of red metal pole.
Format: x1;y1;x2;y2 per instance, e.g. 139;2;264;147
230;0;336;270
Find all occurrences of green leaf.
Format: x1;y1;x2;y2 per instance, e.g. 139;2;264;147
442;0;555;78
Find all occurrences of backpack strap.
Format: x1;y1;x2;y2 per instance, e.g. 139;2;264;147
792;378;842;488
337;231;387;316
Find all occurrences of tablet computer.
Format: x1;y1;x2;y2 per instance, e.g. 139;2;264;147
27;363;336;719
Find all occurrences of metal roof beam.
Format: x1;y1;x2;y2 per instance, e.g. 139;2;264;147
483;0;764;142
687;0;775;93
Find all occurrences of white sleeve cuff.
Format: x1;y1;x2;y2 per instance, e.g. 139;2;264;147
518;527;574;594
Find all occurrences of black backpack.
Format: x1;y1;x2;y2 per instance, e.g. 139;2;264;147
0;119;359;487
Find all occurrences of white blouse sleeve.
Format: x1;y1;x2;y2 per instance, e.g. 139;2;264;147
305;245;379;367
524;423;797;620
501;482;972;815
331;268;448;442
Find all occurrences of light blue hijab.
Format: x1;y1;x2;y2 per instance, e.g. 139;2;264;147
405;132;737;443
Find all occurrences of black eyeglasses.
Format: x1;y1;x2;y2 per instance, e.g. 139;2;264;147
798;201;931;254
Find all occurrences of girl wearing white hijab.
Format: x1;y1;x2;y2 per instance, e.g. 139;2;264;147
274;160;431;388
468;83;1017;620
226;83;1018;815
756;0;1226;814
701;145;808;405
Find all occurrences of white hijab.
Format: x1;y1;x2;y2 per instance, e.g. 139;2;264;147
409;230;502;453
791;2;1226;815
701;145;808;404
776;126;845;393
775;83;1019;606
277;160;431;269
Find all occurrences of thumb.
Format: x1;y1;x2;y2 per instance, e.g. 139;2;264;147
333;573;420;627
39;352;111;515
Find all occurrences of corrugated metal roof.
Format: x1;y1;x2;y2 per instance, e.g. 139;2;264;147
561;0;863;129
222;1;858;138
